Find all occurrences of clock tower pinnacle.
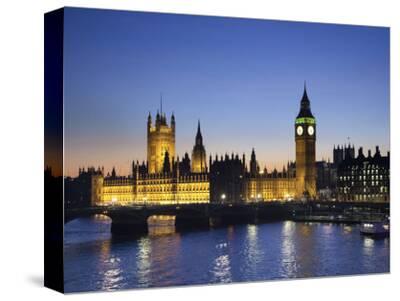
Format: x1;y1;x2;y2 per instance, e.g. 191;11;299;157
295;83;316;199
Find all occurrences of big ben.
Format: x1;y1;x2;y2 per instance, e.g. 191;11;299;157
295;84;316;199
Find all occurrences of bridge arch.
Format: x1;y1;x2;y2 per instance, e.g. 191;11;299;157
64;207;113;224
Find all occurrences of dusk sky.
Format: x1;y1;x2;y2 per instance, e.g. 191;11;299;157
64;7;389;177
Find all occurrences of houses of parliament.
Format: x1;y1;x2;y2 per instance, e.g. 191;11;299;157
69;87;318;206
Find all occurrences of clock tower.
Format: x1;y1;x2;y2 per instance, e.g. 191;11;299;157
295;84;316;199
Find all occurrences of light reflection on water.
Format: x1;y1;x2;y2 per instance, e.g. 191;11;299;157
280;220;298;278
212;254;232;283
244;224;263;276
97;238;123;291
136;237;151;287
64;217;389;293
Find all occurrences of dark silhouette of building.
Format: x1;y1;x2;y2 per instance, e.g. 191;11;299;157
210;153;245;203
315;144;357;200
65;166;103;208
337;146;389;202
249;148;259;177
163;151;171;173
316;160;335;190
132;160;148;175
315;160;337;200
333;145;344;166
191;120;207;173
333;144;355;165
179;152;191;175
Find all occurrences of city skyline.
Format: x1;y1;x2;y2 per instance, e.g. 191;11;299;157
63;8;389;177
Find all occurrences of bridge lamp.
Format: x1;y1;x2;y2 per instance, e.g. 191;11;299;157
221;194;226;201
257;193;262;199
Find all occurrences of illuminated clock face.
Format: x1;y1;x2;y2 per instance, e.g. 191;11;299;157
296;126;303;136
308;125;314;136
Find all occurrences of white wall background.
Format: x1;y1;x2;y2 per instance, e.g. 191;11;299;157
0;0;398;300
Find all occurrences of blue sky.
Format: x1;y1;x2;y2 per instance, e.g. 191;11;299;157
63;7;389;176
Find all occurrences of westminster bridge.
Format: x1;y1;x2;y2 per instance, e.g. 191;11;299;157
65;201;389;235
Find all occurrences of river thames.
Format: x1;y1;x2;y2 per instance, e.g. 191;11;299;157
64;216;389;293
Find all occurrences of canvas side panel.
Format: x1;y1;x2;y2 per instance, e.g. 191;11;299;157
44;8;64;293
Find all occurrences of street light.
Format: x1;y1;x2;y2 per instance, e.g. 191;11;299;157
221;193;226;203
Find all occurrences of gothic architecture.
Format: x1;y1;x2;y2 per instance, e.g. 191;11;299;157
191;121;207;173
334;144;355;164
295;85;317;198
99;109;210;206
243;153;296;202
66;86;327;207
147;110;175;173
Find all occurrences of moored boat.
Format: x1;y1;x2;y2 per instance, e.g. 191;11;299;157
360;221;389;237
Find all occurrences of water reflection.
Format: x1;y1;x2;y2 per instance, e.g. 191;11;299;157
212;254;232;283
342;225;353;235
64;218;389;292
148;215;176;236
227;225;235;240
101;267;123;291
136;237;151;286
148;225;176;236
300;223;320;278
322;223;334;235
92;229;121;291
150;234;182;286
246;224;259;258
281;221;298;277
210;226;234;283
137;216;183;287
363;237;375;257
242;224;263;277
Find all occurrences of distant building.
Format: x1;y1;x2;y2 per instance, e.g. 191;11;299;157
65;167;104;208
316;160;336;191
337;146;390;202
314;144;356;200
191;121;207;173
333;144;355;164
67;87;390;206
243;149;296;202
210;153;245;203
147;109;175;174
315;159;336;201
179;152;191;175
101;168;134;205
101;113;210;205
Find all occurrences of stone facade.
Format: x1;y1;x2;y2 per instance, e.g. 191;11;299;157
294;86;317;199
69;88;327;207
147;111;175;174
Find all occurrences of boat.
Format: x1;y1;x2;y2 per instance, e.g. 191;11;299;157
360;221;389;237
